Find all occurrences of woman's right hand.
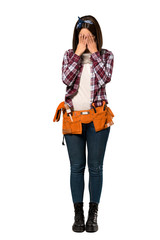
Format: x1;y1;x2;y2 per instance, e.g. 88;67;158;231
75;34;87;56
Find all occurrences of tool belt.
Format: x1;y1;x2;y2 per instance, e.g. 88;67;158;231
53;101;115;135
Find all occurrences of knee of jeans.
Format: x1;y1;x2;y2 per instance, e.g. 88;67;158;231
70;163;85;174
88;164;103;176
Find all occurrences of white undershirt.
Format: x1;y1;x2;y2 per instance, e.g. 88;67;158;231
72;53;92;110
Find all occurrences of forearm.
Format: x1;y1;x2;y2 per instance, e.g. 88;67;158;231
91;51;114;88
62;51;81;86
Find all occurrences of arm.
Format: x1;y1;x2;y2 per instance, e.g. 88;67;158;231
62;50;82;86
90;51;114;88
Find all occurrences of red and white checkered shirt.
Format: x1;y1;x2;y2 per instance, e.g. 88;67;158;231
62;48;114;110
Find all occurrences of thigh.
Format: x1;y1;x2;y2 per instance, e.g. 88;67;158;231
86;122;111;166
64;132;87;166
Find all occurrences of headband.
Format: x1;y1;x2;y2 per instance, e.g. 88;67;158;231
76;16;93;29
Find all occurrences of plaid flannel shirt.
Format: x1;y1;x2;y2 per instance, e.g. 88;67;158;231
62;48;114;110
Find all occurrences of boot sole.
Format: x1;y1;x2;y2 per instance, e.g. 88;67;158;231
72;225;85;232
86;225;98;232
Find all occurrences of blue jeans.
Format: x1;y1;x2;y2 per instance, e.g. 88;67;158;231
64;121;111;204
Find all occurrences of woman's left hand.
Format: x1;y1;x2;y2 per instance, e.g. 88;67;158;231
86;34;98;54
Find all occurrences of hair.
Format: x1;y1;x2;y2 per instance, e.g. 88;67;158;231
72;15;103;53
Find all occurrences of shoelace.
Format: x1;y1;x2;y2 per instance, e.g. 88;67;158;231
88;206;98;221
74;206;84;221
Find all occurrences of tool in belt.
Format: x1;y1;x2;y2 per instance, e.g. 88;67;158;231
53;101;115;145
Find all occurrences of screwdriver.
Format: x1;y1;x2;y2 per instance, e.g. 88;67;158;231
64;103;73;122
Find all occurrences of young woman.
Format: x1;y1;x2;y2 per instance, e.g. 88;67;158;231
62;15;114;232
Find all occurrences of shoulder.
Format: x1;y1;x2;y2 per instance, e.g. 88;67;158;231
63;49;75;57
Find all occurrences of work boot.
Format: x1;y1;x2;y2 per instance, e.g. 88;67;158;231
72;202;85;232
86;202;98;232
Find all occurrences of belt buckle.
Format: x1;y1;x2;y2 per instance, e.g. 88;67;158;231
81;111;90;115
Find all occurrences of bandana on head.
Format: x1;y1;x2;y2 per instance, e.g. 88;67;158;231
76;16;93;29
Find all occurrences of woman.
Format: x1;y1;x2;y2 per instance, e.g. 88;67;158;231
61;15;114;232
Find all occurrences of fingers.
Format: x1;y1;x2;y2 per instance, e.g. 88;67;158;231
86;34;95;45
79;33;95;46
79;34;83;43
79;34;82;43
79;33;87;44
87;34;91;44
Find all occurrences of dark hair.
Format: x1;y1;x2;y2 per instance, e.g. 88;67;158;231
72;15;103;53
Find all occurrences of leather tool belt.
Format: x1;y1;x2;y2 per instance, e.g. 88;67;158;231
53;101;114;135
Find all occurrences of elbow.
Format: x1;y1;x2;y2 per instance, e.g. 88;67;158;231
62;74;72;87
62;77;69;86
105;71;112;84
62;72;67;85
98;75;111;88
106;77;111;84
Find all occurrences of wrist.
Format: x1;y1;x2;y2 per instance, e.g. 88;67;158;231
91;49;98;54
75;51;81;56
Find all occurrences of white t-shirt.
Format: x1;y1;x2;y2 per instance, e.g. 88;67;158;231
72;52;92;110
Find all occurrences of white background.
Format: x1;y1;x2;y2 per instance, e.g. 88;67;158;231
0;0;160;239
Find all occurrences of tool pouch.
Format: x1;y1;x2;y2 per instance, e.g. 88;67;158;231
53;101;83;134
92;101;115;132
105;106;115;128
62;109;82;134
92;110;107;132
53;101;65;122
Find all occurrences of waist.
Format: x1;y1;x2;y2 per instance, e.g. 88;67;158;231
63;101;109;125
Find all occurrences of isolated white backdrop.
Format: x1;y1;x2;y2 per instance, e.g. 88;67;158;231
0;0;160;239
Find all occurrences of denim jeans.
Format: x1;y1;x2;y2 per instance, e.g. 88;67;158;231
64;121;111;204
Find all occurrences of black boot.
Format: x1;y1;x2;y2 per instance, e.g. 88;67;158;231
72;202;85;232
86;202;98;232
